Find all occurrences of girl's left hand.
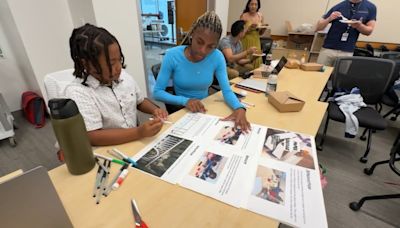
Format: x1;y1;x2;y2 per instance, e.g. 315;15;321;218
152;108;169;120
221;108;251;133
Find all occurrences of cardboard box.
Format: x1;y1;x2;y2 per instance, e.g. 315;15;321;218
268;91;305;112
300;63;323;71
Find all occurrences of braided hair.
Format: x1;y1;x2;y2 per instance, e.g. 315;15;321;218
180;11;223;45
243;0;261;13
69;23;126;85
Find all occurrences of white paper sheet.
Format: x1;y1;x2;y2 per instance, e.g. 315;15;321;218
131;113;327;228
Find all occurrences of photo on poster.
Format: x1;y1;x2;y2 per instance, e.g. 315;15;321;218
214;125;243;145
136;135;193;177
262;128;315;169
189;152;228;184
252;166;286;205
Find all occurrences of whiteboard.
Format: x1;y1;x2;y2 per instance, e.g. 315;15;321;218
228;0;399;44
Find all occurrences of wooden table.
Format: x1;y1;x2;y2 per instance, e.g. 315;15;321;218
49;67;332;228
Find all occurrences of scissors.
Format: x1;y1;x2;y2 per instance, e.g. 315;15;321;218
131;199;149;228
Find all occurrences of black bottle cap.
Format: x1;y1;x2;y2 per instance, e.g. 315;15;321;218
48;99;80;119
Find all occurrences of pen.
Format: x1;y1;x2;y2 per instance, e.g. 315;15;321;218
111;148;138;167
149;117;173;124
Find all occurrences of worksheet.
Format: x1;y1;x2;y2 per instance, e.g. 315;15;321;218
131;113;327;227
246;128;328;228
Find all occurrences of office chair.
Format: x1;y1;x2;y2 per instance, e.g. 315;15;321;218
378;52;400;121
151;63;182;114
380;45;390;53
318;57;396;163
349;132;400;211
353;48;374;57
43;69;75;103
260;37;273;63
366;43;375;57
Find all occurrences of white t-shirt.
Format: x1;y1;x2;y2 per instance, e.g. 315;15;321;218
65;70;144;131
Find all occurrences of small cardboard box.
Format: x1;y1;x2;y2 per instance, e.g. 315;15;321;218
268;91;305;112
300;63;323;71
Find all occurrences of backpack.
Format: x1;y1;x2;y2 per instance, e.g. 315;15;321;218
21;91;47;128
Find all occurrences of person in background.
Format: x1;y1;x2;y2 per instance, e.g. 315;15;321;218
65;23;168;146
153;11;250;132
240;0;266;68
218;20;258;79
316;0;376;66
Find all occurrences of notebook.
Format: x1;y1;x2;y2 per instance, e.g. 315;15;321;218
0;166;73;228
236;57;288;92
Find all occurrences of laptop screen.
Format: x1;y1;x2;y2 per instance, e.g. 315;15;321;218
0;166;73;228
272;56;288;75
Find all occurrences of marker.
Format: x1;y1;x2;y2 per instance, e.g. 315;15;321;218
111;148;138;167
95;157;109;173
111;169;129;190
92;163;103;197
103;163;129;196
94;153;126;166
241;101;255;107
101;160;111;192
96;159;108;204
149;117;173;124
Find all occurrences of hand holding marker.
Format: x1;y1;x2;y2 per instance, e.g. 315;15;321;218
149;117;173;124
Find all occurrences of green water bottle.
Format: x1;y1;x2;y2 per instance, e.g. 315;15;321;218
48;99;95;175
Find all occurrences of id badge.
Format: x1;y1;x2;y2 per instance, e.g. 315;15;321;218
341;32;349;42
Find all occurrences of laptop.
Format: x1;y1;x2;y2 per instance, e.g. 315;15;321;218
0;166;73;228
236;57;288;93
270;56;288;75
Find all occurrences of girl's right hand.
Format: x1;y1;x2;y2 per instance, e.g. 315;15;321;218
186;99;207;113
139;119;163;137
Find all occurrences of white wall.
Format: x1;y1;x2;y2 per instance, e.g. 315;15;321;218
228;0;400;44
0;1;38;111
92;0;148;96
67;0;97;27
215;0;230;36
7;0;74;105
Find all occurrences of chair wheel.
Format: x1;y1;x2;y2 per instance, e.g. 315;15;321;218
349;202;361;211
316;145;323;151
9;137;17;147
363;168;373;175
390;116;397;121
359;157;368;163
360;135;367;141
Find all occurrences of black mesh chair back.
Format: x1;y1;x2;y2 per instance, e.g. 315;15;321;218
260;37;273;63
332;57;395;104
353;48;373;57
381;52;400;86
390;135;400;175
366;43;374;56
380;45;389;52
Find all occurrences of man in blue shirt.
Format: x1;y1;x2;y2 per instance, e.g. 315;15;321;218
218;20;257;79
316;0;376;66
